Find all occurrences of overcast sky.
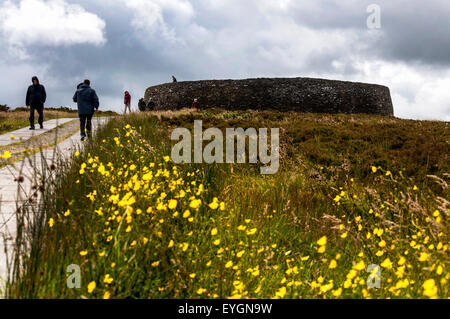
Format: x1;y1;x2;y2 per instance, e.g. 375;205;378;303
0;0;449;120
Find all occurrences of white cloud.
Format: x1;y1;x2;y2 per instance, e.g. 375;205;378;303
122;0;194;42
348;60;450;121
0;0;106;58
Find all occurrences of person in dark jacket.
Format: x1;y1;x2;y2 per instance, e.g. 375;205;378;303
26;76;46;130
172;75;177;83
147;97;156;111
138;98;146;112
73;79;99;141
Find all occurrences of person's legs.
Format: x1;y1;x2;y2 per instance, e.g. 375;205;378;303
79;114;87;139
36;107;44;128
29;106;35;129
86;114;93;138
126;103;131;113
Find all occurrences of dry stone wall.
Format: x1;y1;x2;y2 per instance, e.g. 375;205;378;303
144;77;394;116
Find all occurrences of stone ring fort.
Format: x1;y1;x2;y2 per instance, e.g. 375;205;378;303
144;77;393;116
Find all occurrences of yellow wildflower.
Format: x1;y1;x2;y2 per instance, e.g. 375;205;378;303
87;281;96;293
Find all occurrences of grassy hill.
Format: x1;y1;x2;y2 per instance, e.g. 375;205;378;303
6;109;449;299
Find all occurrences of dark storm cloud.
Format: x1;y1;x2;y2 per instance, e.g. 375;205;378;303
286;0;450;66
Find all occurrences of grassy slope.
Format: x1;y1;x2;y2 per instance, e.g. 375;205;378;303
7;110;449;299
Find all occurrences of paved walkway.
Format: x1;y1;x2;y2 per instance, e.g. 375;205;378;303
0;117;109;294
0;118;75;147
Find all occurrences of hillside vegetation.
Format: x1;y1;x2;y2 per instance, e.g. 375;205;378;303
6;110;449;299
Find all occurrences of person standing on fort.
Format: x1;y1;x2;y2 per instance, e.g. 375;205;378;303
26;76;46;130
73;79;99;141
124;91;131;114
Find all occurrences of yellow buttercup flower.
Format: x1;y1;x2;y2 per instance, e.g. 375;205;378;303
208;198;219;210
1;151;12;159
196;288;206;295
353;260;365;271
189;199;201;209
317;236;327;246
183;210;191;218
275;286;286;298
168;199;177;210
329;259;337;269
301;256;310;261
332;288;342;297
422;279;438;298
381;258;393;269
87;281;96;293
418;252;429;262
104;274;114;284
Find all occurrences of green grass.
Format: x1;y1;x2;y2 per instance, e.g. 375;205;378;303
5;110;449;299
0;109;117;135
0;110;77;135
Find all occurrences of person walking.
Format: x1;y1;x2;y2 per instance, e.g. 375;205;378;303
124;91;131;114
25;76;46;130
73;79;99;141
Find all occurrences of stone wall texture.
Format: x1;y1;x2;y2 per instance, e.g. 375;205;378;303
144;77;394;116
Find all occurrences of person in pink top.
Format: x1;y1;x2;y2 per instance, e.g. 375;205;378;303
124;91;131;114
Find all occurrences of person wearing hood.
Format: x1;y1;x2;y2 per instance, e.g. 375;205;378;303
73;79;99;141
26;76;46;130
